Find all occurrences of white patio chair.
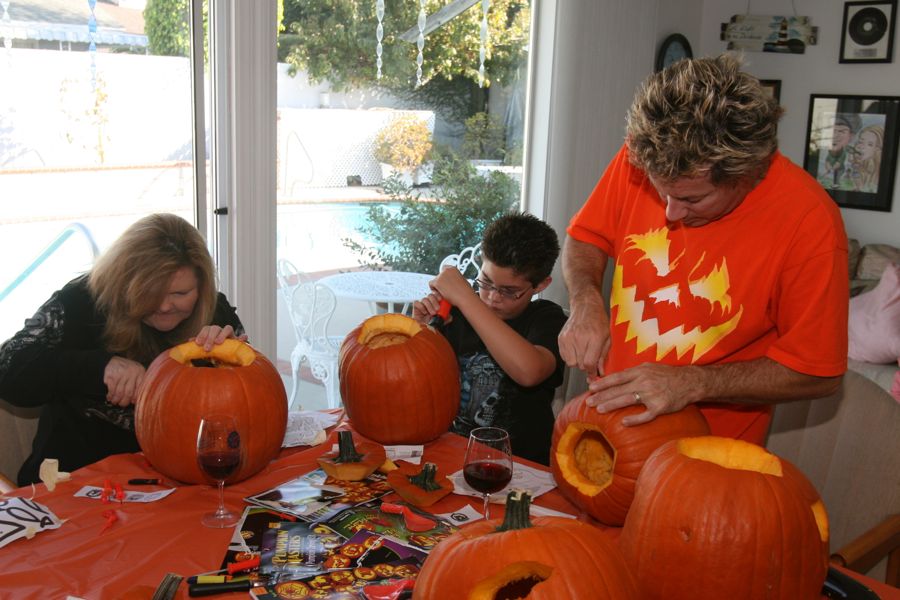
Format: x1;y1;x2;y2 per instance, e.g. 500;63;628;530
439;242;482;282
277;258;307;309
286;280;344;411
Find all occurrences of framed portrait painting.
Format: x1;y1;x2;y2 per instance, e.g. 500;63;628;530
803;94;900;211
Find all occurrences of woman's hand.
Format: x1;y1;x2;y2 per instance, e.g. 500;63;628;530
103;357;146;407
194;325;248;351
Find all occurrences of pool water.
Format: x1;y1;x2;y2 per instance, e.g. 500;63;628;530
0;202;400;341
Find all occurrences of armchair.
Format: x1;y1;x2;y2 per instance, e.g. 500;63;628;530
765;369;900;585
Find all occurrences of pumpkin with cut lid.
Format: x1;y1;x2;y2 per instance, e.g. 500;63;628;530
135;339;287;484
550;392;709;525
619;436;829;600
339;313;459;445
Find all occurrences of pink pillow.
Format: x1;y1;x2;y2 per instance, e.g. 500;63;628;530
848;263;900;364
893;360;900;402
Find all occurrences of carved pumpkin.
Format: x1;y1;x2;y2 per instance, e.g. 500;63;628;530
550;393;709;525
414;490;640;599
619;436;829;600
135;339;287;484
339;314;459;444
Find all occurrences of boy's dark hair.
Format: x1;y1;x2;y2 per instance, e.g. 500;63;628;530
481;213;560;285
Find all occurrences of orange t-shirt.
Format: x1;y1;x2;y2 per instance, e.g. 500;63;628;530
567;145;849;443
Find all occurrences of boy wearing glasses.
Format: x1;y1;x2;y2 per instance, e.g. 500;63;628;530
413;213;568;465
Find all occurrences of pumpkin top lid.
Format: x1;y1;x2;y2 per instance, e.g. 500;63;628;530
357;314;423;347
168;338;256;367
677;436;783;476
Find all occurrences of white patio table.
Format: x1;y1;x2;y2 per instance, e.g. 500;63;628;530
317;270;433;315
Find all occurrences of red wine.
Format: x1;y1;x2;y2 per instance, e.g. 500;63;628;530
463;461;512;494
198;450;240;480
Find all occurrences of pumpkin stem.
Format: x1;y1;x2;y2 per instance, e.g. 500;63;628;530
407;463;443;491
495;490;533;532
333;430;364;463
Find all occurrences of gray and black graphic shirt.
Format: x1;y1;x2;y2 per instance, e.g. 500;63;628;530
442;299;567;466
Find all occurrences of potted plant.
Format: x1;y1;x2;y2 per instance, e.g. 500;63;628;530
373;114;434;186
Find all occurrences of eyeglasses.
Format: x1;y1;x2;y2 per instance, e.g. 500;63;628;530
474;278;533;301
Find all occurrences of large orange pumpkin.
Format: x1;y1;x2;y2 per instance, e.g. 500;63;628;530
413;490;640;599
619;436;829;600
339;314;459;444
550;392;709;525
135;339;288;484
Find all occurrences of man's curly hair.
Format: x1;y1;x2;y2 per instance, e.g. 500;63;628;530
482;213;559;285
625;54;783;184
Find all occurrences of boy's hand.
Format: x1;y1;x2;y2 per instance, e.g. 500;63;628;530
412;293;443;325
428;267;474;306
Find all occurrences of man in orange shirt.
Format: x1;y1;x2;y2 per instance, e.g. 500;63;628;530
559;55;848;444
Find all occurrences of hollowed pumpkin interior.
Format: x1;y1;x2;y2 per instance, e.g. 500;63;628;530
469;561;552;600
555;424;615;496
358;314;422;348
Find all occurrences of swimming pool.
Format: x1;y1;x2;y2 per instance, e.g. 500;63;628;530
0;202;401;341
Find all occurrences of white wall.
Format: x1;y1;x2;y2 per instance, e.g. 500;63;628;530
539;0;704;308
542;0;898;313
698;1;900;246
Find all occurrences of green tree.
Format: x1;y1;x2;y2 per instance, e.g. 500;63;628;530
344;153;519;274
282;0;530;93
144;0;284;57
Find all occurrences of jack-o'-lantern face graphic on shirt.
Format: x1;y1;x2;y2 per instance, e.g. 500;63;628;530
610;226;744;363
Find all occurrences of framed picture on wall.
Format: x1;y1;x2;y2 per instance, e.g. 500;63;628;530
803;94;900;212
839;0;897;63
759;79;782;103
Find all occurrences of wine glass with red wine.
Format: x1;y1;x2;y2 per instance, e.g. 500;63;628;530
197;414;242;528
463;427;513;520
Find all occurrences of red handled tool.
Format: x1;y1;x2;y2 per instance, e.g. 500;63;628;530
427;299;452;330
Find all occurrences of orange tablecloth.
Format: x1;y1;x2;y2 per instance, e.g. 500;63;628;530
1;430;897;599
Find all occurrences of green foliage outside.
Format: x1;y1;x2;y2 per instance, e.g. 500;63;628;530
373;115;433;170
344;153;519;274
144;0;191;57
462;112;506;161
281;0;530;97
144;0;284;58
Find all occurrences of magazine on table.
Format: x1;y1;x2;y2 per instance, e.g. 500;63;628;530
244;468;393;523
323;499;458;552
250;555;420;600
258;520;344;580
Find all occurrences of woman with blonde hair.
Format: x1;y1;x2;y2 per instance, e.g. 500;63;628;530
849;124;884;193
0;213;245;485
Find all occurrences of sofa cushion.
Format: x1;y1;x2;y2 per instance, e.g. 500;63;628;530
848;238;862;279
855;244;900;281
848;263;900;364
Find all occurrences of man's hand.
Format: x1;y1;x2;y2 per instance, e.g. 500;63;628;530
103;357;146;407
558;302;611;378
194;325;247;351
585;363;704;426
